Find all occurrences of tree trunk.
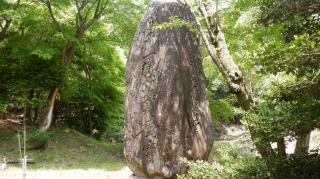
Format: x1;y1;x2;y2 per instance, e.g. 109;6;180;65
25;90;34;121
277;137;286;156
200;0;253;110
33;92;41;122
39;87;59;132
179;0;272;158
86;66;94;136
295;131;311;154
125;1;214;178
33;107;38;122
213;27;253;110
88;102;93;136
210;10;271;159
40;0;106;132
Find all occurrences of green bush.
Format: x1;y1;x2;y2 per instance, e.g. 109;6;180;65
178;140;270;179
28;128;54;142
177;158;224;179
178;142;320;179
0;98;5;113
266;154;320;179
178;156;269;179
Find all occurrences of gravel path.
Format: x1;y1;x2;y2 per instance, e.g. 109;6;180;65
0;167;132;179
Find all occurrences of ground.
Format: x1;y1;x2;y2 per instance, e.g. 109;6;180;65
0;119;130;178
1;167;132;179
1;120;320;178
219;124;320;154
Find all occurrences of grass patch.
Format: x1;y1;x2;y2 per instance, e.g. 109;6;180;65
209;139;256;164
0;127;126;171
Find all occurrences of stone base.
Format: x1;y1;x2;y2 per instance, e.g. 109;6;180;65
129;174;164;179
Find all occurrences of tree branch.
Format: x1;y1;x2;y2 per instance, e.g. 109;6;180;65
0;18;22;41
197;4;216;45
0;19;12;40
180;0;254;110
299;53;320;57
83;0;96;23
64;0;109;66
94;0;101;18
178;0;229;81
83;0;108;32
44;0;63;33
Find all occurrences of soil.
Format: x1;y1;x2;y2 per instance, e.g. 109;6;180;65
0;119;23;129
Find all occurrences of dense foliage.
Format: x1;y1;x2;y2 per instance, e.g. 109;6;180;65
1;0;319;177
247;0;320;155
0;0;147;138
178;141;269;179
181;0;320;177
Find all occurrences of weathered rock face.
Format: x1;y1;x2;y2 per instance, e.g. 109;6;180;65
124;0;214;178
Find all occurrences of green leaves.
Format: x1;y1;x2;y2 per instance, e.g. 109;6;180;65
258;0;320;42
178;141;269;179
152;16;197;32
178;158;224;179
31;45;58;60
28;128;55;142
64;31;79;44
209;99;237;123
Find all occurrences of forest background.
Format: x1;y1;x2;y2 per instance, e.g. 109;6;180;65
0;0;319;178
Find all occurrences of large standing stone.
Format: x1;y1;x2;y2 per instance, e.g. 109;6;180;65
124;0;214;178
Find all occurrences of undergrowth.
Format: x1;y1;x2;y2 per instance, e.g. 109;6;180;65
0;127;126;170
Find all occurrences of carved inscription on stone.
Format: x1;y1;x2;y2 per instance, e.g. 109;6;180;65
124;0;214;178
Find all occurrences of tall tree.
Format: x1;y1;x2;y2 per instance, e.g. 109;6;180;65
0;0;65;122
54;38;125;138
258;0;320;154
38;0;110;131
1;0;144;136
38;0;141;131
0;0;24;41
178;0;253;111
176;0;277;157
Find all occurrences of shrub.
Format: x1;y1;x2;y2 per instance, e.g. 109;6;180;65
177;158;224;179
28;128;54;142
178;143;320;179
178;156;269;179
178;140;270;179
266;154;320;179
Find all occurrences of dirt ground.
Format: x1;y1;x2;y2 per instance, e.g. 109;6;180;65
220;124;320;154
1;121;319;178
0;119;23;128
0;167;132;179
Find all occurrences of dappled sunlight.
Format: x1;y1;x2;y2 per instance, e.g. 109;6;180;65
270;129;320;154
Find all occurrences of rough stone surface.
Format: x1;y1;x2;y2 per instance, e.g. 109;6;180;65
124;0;214;178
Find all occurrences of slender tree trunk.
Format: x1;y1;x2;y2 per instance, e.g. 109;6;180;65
88;102;93;136
277;137;286;156
33;107;38;122
39;87;59;132
39;0;108;132
202;0;275;157
33;92;41;122
200;0;253;110
25;90;34;121
88;87;93;136
295;131;311;154
212;15;271;159
179;0;272;158
84;53;94;136
213;28;253;110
